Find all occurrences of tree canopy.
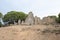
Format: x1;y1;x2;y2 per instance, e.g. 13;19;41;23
56;13;60;23
3;11;27;22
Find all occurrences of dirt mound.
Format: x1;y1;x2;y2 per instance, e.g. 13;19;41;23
0;25;60;40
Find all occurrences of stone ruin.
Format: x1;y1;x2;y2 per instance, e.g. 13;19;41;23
25;12;35;25
21;21;25;24
34;16;38;25
42;16;56;25
17;11;57;25
34;16;42;25
25;12;42;25
18;19;21;25
37;17;42;24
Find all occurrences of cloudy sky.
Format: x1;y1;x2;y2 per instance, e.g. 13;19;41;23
0;0;60;18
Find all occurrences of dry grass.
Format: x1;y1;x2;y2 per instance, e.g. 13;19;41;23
0;25;60;40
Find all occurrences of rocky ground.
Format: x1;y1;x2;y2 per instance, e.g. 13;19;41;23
0;25;60;40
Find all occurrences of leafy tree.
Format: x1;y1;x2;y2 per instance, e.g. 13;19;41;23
0;13;3;18
56;13;60;23
3;11;27;24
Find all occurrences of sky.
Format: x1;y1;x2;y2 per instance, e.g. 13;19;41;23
0;0;60;18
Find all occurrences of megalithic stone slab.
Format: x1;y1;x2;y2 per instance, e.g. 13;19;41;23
37;17;42;24
18;19;21;25
25;12;34;25
34;16;42;25
34;16;38;25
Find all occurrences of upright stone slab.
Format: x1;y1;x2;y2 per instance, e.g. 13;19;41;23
34;16;38;25
14;21;17;25
34;16;42;25
37;17;42;24
18;19;21;25
25;12;34;25
21;21;25;24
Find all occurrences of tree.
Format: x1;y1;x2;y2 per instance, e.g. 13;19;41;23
17;12;28;21
56;13;60;23
0;22;3;27
0;13;3;18
3;11;27;24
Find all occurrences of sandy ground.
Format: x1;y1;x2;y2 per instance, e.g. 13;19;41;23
0;25;60;40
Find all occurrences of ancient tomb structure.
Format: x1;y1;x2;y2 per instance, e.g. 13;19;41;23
25;12;34;25
42;16;56;24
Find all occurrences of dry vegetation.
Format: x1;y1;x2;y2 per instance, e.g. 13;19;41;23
0;25;60;40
